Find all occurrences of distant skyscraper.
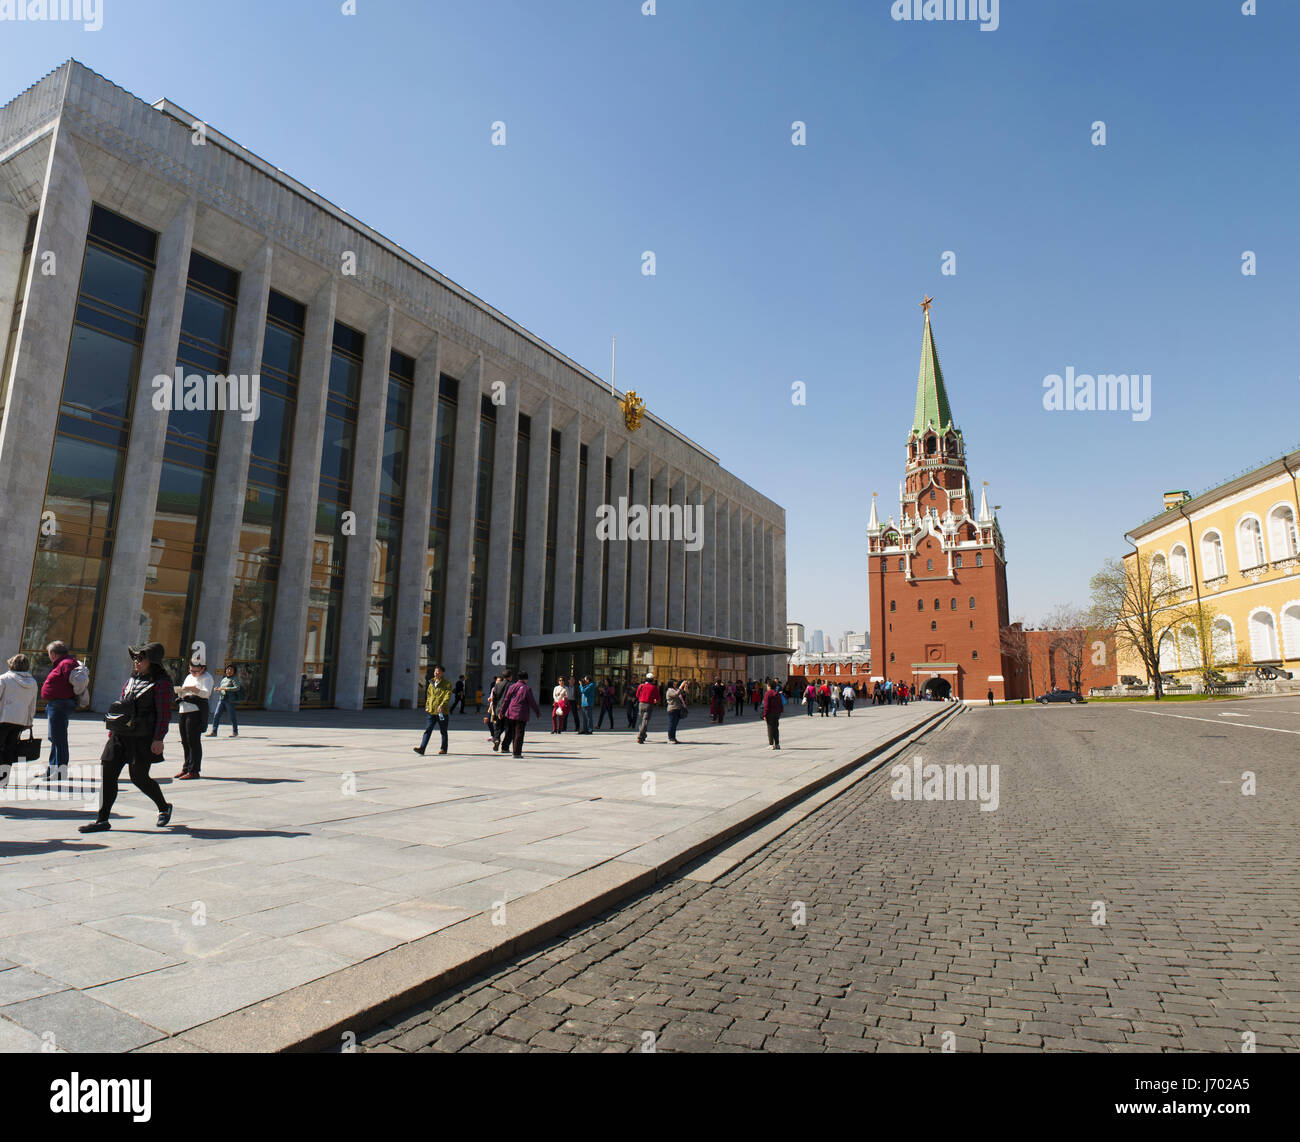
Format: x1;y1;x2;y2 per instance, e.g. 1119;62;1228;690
812;630;826;653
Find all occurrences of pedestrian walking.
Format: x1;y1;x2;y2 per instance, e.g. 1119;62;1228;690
414;665;452;755
579;676;596;734
635;672;660;743
174;659;214;780
78;643;174;833
710;678;725;724
987;688;994;707
596;678;615;730
842;683;856;716
489;671;512;750
207;665;242;737
451;674;466;715
665;679;687;743
761;679;783;749
39;641;87;783
0;653;39;789
499;671;541;758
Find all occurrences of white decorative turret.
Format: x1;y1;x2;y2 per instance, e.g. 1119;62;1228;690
868;495;879;531
978;483;992;524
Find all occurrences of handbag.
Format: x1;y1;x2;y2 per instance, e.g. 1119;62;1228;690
19;727;42;761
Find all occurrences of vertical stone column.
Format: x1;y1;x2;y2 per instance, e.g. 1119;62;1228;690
749;516;762;675
552;408;580;635
628;455;650;629
742;511;756;646
0;127;92;658
730;504;744;643
649;462;670;630
335;304;394;709
193;242;273;671
700;489;717;637
763;522;775;675
715;499;731;639
93;199;197;709
391;333;440;707
441;355;483;679
265;279;337;710
481;369;518;694
604;439;629;632
774;527;788;681
669;471;687;630
580;426;607;634
684;478;701;634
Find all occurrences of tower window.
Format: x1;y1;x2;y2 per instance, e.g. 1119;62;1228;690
890;600;896;612
976;553;984;567
951;598;957;610
969;597;975;609
930;489;936;501
890;652;895;663
898;559;904;572
926;559;933;571
917;600;924;612
955;554;962;568
931;621;937;631
972;651;978;660
934;598;940;611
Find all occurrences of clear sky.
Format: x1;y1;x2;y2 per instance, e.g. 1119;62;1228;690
3;0;1297;644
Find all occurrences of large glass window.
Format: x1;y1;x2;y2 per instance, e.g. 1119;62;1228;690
542;429;561;633
22;206;156;677
1;212;37;413
464;395;496;693
229;290;304;707
365;350;413;705
574;444;588;631
422;374;458;670
142;252;240;677
507;415;530;641
302;322;363;706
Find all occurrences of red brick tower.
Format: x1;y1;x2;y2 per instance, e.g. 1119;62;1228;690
866;300;1018;700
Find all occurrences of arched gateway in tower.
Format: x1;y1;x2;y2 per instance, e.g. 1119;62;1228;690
865;301;1023;701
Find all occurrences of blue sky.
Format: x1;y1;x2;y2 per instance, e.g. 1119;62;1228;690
3;0;1297;644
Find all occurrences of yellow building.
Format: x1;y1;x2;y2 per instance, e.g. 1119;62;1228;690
1121;448;1300;679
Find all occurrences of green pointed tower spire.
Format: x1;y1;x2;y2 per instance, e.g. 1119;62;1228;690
912;297;955;435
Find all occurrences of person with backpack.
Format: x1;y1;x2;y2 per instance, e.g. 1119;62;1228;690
499;671;541;758
174;658;214;780
842;682;856;716
0;653;40;788
207;665;243;737
40;641;88;783
78;643;174;833
762;679;784;750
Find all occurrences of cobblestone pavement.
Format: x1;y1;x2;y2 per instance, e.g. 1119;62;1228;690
356;698;1300;1053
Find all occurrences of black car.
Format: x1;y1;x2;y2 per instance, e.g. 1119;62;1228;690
1036;688;1084;704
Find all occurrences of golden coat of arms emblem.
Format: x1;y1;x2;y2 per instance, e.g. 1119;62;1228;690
620;390;646;432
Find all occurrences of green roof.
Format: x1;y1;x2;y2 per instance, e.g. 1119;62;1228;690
912;310;955;435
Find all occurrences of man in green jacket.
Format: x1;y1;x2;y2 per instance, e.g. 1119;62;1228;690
415;665;453;755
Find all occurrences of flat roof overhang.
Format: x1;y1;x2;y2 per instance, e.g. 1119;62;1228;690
510;628;792;658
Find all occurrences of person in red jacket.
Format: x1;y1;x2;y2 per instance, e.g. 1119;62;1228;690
762;680;784;750
635;672;660;744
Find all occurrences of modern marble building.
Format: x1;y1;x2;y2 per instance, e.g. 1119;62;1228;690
0;62;788;711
